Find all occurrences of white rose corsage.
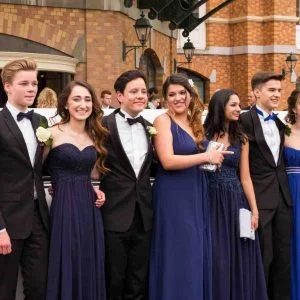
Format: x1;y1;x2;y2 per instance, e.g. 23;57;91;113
147;126;158;137
36;126;52;147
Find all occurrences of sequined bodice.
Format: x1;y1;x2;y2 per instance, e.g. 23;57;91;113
206;144;241;183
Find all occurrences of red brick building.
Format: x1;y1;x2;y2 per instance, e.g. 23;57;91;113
0;0;298;108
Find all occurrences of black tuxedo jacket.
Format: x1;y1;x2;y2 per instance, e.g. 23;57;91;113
0;107;49;239
100;110;153;232
240;106;292;209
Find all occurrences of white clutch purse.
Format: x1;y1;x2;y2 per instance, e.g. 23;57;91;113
200;141;225;172
239;208;255;240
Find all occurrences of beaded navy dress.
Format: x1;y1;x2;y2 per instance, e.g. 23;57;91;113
206;142;268;300
45;143;106;300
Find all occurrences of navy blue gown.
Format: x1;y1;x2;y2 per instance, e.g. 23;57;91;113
149;119;212;300
207;143;267;300
45;143;106;300
284;146;300;300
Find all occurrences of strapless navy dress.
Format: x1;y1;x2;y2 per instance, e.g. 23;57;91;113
45;143;106;300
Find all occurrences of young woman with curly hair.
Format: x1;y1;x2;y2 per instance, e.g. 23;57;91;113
44;80;108;300
149;74;231;300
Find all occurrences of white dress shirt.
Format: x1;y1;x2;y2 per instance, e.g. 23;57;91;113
256;105;280;165
116;109;148;177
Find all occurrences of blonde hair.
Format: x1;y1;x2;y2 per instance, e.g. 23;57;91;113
1;58;37;85
37;87;57;108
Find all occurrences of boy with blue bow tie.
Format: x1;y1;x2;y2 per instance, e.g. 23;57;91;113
240;71;292;300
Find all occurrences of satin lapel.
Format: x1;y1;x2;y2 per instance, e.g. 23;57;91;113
31;113;42;167
275;116;285;164
107;112;136;179
250;107;276;167
138;118;152;179
2;107;31;166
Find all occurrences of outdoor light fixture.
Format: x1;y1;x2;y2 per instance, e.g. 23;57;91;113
174;37;195;72
122;11;152;64
282;52;297;80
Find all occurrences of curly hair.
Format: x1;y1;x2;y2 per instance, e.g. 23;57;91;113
204;89;247;145
285;89;300;125
37;87;57;108
53;80;108;174
162;74;204;149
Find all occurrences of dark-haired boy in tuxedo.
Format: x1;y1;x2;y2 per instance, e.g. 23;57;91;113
101;70;153;300
240;71;292;300
0;58;49;300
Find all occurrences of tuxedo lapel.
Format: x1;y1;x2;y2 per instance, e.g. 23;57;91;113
250;107;276;167
275;116;285;165
2;107;32;166
138;118;152;179
31;113;42;167
107;112;136;179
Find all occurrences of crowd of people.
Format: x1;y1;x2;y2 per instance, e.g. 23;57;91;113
0;57;298;300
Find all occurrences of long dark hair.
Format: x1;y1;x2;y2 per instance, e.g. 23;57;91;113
163;74;204;149
204;89;247;145
285;89;300;125
53;80;108;174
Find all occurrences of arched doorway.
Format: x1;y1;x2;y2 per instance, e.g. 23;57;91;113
178;67;209;102
0;34;78;107
139;48;164;93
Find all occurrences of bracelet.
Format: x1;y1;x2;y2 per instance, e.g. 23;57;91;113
251;213;259;219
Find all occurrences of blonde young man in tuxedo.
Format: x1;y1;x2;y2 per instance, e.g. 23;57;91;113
240;71;292;300
0;58;49;300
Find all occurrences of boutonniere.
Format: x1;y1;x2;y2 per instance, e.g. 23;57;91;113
284;123;292;136
147;126;158;137
36;120;52;147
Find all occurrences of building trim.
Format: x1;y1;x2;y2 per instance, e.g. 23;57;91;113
177;45;299;56
0;52;78;73
207;15;299;24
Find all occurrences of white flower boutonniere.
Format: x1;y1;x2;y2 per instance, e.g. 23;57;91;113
36;125;52;147
147;126;158;137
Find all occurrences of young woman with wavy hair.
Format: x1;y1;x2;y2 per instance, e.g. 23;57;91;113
149;74;231;300
45;80;107;300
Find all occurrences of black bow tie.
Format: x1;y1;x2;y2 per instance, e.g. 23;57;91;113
17;110;34;122
119;111;144;126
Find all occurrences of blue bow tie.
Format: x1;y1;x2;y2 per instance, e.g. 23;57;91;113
256;108;278;122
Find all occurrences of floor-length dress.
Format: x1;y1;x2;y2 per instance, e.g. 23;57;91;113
284;146;300;300
207;143;267;300
45;143;106;300
149;119;212;300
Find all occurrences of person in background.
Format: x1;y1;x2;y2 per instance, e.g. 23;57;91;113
240;71;292;300
0;57;49;300
100;70;153;300
147;94;161;109
36;87;57;108
100;90;114;109
243;91;256;110
283;89;300;300
204;89;268;300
